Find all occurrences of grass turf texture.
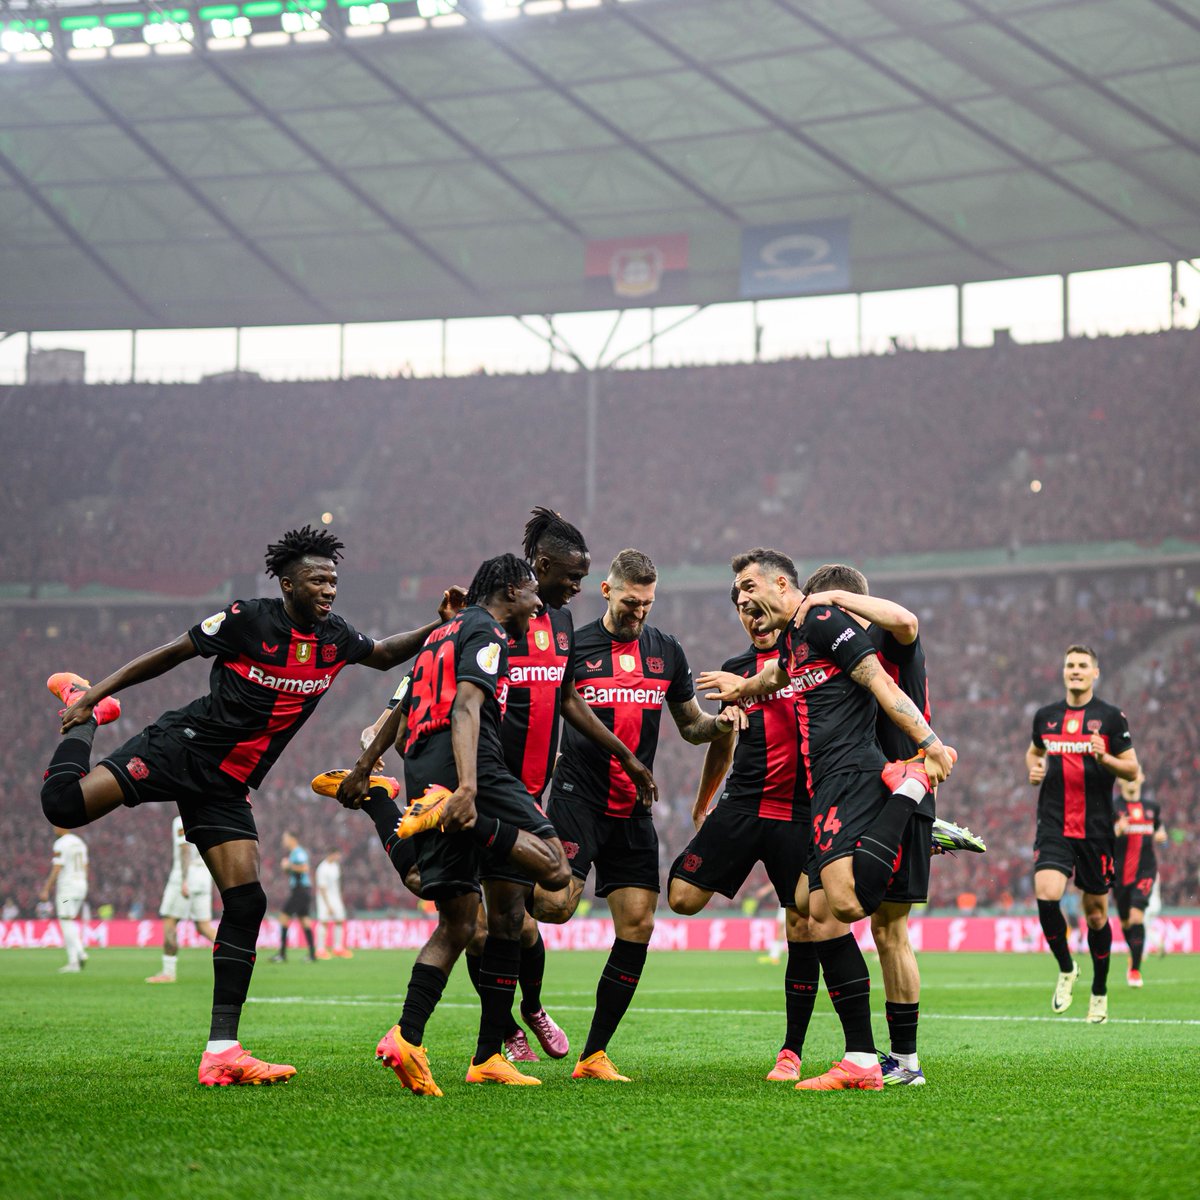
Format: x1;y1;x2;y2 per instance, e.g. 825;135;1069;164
2;949;1198;1200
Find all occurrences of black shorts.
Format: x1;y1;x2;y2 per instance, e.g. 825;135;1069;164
546;797;659;897
1113;876;1155;921
1033;829;1115;896
668;805;807;906
100;724;255;853
884;810;934;905
283;885;312;918
808;767;889;890
405;744;557;901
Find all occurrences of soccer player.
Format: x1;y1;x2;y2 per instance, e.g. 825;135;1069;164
40;525;452;1085
339;554;572;1094
147;815;217;983
667;585;812;1083
39;827;89;973
315;849;352;959
273;831;316;964
793;567;980;1086
1027;644;1139;1024
699;551;956;1091
533;548;736;1083
1112;768;1164;987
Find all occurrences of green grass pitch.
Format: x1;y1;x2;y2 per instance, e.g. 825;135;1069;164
2;948;1198;1200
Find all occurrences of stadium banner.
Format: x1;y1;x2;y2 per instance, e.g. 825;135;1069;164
739;218;850;299
584;233;689;302
3;916;1197;953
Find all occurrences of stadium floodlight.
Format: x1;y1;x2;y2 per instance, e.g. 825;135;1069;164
346;3;390;25
524;1;563;14
417;0;456;16
479;0;521;20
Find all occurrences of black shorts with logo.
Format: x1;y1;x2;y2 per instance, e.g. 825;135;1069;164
1113;877;1155;921
808;766;890;890
545;797;660;897
283;884;312;918
405;742;557;902
884;807;935;905
1033;828;1115;896
668;805;808;907
101;723;256;853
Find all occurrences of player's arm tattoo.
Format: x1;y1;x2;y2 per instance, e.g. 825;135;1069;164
670;697;734;744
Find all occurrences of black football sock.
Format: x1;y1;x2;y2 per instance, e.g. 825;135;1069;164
399;963;449;1046
1126;923;1146;971
885;1001;920;1057
210;882;267;1042
362;795;412;880
303;924;316;960
276;922;287;961
1037;899;1075;972
474;936;522;1064
466;949;519;1038
518;932;546;1017
783;940;820;1057
581;938;648;1060
40;732;96;828
852;798;914;916
815;933;875;1056
1088;922;1113;995
470;816;519;860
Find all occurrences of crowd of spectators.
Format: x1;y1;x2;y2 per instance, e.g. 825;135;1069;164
3;566;1197;921
2;329;1198;596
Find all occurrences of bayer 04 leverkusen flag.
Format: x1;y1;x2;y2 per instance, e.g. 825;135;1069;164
584;233;689;303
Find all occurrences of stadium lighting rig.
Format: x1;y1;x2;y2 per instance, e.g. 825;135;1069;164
0;0;647;62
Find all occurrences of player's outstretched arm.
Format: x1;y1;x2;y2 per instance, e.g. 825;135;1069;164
60;633;199;732
692;730;735;829
358;587;467;672
698;660;787;704
851;654;955;786
669;697;743;746
798;590;918;645
561;687;658;807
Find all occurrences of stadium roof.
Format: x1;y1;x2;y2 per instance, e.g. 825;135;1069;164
1;0;1198;331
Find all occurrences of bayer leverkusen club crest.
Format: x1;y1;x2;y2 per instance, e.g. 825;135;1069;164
295;643;312;664
1066;718;1079;732
534;629;551;651
619;653;637;672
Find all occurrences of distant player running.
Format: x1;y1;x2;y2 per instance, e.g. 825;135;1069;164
667;583;812;1083
534;548;735;1083
699;551;956;1091
146;815;217;983
40;525;449;1085
273;831;316;964
1027;644;1138;1024
1112;769;1163;987
40;828;89;973
315;850;352;959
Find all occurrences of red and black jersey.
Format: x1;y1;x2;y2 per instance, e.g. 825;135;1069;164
554;619;694;819
502;607;574;798
718;645;807;822
155;597;373;789
778;604;884;788
402;605;510;765
1031;698;1133;839
1113;796;1161;886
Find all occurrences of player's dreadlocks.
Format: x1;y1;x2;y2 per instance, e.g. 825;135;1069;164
522;506;589;564
465;553;536;607
264;525;345;579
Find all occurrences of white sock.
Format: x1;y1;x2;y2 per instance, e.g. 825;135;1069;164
333;924;344;951
205;1039;239;1054
162;954;178;978
892;1051;919;1070
316;924;326;953
844;1051;878;1069
62;920;82;965
893;777;927;803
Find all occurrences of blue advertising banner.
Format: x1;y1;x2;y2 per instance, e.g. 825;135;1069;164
739;219;850;299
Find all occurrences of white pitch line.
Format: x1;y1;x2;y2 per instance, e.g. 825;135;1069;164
247;996;1200;1026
